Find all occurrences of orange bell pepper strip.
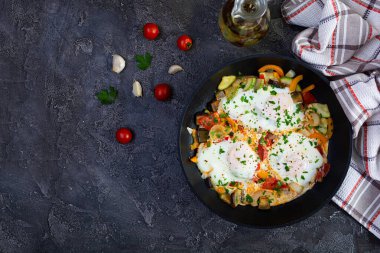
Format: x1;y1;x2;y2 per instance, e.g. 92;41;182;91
302;84;315;93
289;75;303;92
309;131;328;144
190;156;198;163
258;65;284;77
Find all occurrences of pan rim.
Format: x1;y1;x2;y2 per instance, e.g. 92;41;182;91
177;53;353;228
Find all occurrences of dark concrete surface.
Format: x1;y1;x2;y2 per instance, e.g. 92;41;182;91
0;0;379;252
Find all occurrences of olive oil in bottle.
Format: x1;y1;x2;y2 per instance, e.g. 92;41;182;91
219;0;270;47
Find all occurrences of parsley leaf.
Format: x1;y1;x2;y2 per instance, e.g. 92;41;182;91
219;148;225;154
96;86;118;105
246;194;253;203
135;52;152;70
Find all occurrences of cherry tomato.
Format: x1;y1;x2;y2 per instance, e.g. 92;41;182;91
154;83;171;101
177;35;193;51
302;91;317;105
143;23;160;40
116;128;133;144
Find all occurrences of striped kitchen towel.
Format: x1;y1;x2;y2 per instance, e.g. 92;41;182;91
282;0;380;238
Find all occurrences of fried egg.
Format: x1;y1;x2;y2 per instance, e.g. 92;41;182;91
197;140;259;186
268;132;323;188
219;86;304;132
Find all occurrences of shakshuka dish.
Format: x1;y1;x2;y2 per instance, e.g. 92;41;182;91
188;65;333;209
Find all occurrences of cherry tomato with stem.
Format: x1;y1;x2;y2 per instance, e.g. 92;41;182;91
116;128;133;144
143;23;160;40
154;83;171;101
177;35;193;51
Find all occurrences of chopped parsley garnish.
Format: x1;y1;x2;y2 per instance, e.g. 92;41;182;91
248;137;252;144
219;148;225;154
283;163;290;172
270;90;277;95
229;181;237;187
283;177;289;182
276;118;281;127
295;104;302;113
217;180;228;186
282;135;289;144
240;95;249;103
269;101;275;104
246;194;253;203
315;159;319;163
241;160;246;165
301;175;305;180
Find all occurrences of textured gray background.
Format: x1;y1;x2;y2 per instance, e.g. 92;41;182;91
0;0;379;252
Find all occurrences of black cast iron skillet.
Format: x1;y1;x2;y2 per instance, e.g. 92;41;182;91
178;54;352;228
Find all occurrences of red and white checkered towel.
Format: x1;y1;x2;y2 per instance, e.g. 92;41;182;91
282;0;380;238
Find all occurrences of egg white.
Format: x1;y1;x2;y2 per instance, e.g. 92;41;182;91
197;140;259;186
219;86;304;132
268;132;323;187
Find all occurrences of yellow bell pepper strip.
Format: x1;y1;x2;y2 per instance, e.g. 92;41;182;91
302;84;315;93
258;65;284;77
309;131;328;144
226;117;238;133
257;170;269;180
190;129;199;150
190;156;198;163
289;75;303;92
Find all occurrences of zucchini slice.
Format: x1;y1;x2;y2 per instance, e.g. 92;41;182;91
218;75;236;90
309;103;331;118
280;77;292;86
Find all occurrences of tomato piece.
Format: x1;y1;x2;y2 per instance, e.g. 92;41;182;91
177;35;193;51
116;128;133;144
264;132;274;146
302;91;317;105
257;143;268;161
196;113;220;130
262;177;278;190
154;83;171;101
316;163;331;182
143;23;160;40
256;163;261;171
316;145;323;155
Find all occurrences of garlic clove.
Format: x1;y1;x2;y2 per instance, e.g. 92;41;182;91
187;127;194;135
132;80;142;97
168;64;184;75
112;54;126;73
